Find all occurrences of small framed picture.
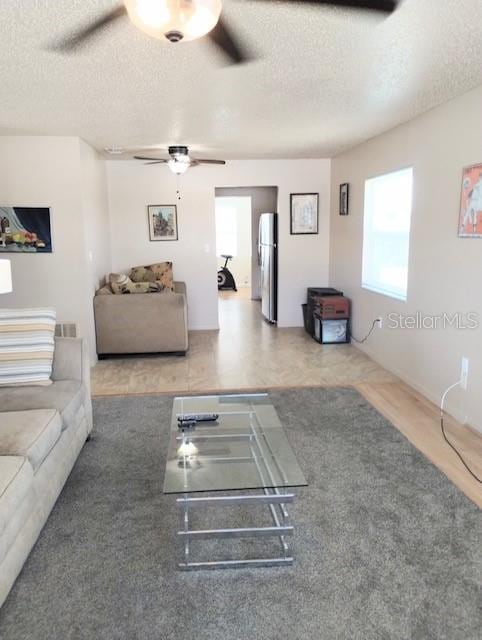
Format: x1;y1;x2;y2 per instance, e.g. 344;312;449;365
458;164;482;237
148;205;178;241
339;183;349;216
290;193;319;235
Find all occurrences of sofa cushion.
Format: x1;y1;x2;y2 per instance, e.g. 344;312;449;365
0;380;85;432
0;456;33;536
0;410;62;473
0;308;56;387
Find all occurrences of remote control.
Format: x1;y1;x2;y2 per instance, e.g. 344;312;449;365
177;420;197;431
177;413;219;423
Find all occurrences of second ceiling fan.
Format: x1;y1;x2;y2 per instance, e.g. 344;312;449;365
135;145;226;174
52;0;399;65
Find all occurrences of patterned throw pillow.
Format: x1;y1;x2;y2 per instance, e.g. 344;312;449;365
130;263;174;291
130;266;157;284
109;273;131;294
109;273;162;294
96;285;113;296
0;308;56;386
148;262;174;291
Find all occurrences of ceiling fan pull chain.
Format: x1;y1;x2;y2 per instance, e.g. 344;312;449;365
176;174;182;201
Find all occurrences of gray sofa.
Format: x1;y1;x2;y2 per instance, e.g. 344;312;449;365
0;337;92;607
94;281;188;356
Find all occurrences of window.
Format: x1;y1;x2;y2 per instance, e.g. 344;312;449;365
362;168;413;301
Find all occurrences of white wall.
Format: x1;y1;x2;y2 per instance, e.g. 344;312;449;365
79;140;112;359
80;140;111;295
107;159;331;328
0;136;110;362
0;136;89;340
330;85;482;432
215;196;252;288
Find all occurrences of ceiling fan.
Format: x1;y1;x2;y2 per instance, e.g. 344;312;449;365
51;0;399;65
134;145;226;174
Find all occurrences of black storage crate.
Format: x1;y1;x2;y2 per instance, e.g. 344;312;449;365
307;287;343;303
302;304;313;336
313;317;350;344
304;287;344;337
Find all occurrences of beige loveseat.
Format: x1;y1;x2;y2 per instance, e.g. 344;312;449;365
94;281;188;356
0;337;92;607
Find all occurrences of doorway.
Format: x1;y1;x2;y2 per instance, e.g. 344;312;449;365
215;196;252;292
215;187;278;298
214;186;278;332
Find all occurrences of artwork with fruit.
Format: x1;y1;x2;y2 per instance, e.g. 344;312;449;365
0;206;52;253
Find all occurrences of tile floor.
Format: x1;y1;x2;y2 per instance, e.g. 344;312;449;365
92;289;397;397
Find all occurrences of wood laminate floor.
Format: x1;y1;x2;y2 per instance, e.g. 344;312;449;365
356;381;482;507
92;288;482;507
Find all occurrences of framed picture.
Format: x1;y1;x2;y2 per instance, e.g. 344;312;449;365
339;183;349;216
148;205;178;241
0;206;52;253
458;164;482;237
290;193;319;235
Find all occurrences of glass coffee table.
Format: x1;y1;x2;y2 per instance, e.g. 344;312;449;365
163;393;308;570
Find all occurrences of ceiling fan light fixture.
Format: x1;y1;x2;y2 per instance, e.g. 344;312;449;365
167;158;190;174
124;0;222;42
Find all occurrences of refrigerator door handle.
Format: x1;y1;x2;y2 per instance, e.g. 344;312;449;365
257;218;263;265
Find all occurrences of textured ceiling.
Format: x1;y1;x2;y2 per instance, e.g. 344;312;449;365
1;0;482;158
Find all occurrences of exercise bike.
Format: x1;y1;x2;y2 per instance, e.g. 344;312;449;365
217;254;238;292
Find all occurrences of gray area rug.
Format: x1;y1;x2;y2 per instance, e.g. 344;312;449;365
0;388;480;640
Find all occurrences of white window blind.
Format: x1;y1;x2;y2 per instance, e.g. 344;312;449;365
362;168;414;301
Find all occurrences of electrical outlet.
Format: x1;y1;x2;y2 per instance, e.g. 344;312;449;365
376;316;383;328
460;357;469;390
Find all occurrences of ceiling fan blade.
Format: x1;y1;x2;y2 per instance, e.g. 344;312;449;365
246;0;398;12
50;5;127;52
134;156;168;162
195;159;227;165
208;15;252;64
145;161;168;165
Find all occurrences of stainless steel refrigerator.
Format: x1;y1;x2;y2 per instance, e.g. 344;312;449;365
258;213;278;323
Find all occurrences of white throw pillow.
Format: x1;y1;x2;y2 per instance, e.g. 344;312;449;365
0;308;56;386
